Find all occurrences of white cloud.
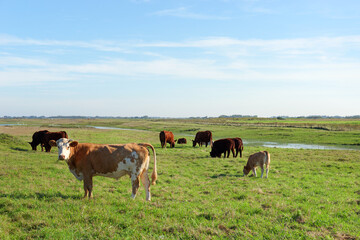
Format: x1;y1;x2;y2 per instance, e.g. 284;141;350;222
151;7;230;20
2;34;360;56
1;34;360;88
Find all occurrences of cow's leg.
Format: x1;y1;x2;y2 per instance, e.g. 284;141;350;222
231;148;235;158
83;175;93;198
235;149;238;158
252;168;257;177
140;170;151;201
226;149;230;158
260;166;264;178
265;166;269;178
131;174;140;199
45;144;51;152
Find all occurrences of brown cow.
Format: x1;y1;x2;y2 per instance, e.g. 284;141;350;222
159;131;175;148
177;138;187;144
43;131;68;152
192;130;212;147
243;151;271;178
29;130;49;151
210;138;235;158
232;137;244;158
49;138;157;200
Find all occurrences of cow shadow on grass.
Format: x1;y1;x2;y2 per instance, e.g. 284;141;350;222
0;192;81;200
35;192;82;200
10;147;30;152
210;173;243;178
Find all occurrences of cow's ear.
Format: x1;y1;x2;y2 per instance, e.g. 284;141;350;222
49;140;57;146
69;141;78;147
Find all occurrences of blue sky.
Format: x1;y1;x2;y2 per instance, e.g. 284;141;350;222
1;0;359;117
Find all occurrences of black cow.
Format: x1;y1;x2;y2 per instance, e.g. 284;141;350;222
192;131;212;147
177;138;187;144
29;130;49;151
210;138;235;158
43;131;68;152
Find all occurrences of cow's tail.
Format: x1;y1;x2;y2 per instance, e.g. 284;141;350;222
264;151;270;167
240;139;244;158
138;143;157;185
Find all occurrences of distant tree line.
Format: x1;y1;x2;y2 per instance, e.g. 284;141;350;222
1;115;360;119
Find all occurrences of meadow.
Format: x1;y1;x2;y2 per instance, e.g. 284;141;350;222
0;118;359;239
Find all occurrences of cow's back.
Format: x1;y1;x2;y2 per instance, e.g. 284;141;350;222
177;138;187;144
248;151;270;165
214;138;233;148
43;131;69;152
77;143;148;175
32;130;49;142
195;131;212;142
212;138;234;153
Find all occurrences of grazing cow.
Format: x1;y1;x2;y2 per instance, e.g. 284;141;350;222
192;131;213;147
210;138;235;158
43;131;68;152
232;137;244;158
243;151;271;178
159;131;175;148
49;138;157;200
177;138;187;144
29;130;49;151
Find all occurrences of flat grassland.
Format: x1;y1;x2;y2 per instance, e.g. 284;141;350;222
0;118;359;239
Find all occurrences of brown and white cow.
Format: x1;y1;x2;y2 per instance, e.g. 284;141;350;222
192;130;213;147
243;151;271;178
49;138;157;201
159;131;175;148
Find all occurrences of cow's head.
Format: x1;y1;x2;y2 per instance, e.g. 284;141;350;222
49;138;78;160
209;149;217;158
243;166;251;176
192;140;196;147
28;142;37;151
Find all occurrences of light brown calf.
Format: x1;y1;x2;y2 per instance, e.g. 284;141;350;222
243;151;270;178
50;138;157;201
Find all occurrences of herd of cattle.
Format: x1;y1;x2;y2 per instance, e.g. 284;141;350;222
29;129;270;201
159;130;244;158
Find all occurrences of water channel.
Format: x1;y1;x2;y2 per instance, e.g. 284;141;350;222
89;126;360;151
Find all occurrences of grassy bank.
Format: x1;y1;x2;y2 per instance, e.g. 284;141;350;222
0;119;359;239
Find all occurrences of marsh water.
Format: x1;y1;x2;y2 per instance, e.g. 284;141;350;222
243;140;360;151
89;126;360;151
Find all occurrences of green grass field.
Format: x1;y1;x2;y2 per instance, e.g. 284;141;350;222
0;118;359;239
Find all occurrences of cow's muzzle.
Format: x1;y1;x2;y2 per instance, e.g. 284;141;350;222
58;154;66;160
